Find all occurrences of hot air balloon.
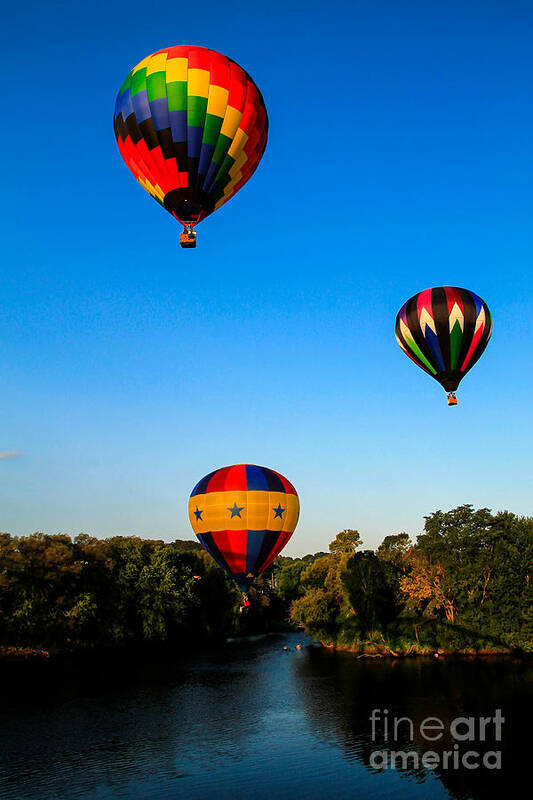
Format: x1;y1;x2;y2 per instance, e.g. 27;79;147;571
113;46;268;248
188;464;299;604
395;287;492;405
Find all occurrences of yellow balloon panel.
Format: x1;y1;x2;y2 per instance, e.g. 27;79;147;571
188;491;299;534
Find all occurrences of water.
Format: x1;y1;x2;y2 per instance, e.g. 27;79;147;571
1;633;531;799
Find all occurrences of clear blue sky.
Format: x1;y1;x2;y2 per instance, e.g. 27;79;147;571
1;0;532;554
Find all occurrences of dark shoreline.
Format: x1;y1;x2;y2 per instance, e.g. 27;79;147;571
1;634;530;670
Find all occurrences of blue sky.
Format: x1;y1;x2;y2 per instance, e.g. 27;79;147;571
1;0;532;554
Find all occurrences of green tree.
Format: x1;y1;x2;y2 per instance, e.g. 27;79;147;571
276;560;308;605
329;529;362;556
342;552;397;635
376;533;411;566
290;588;340;640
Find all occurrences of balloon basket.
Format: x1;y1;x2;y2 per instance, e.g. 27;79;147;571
239;593;251;614
180;227;197;248
447;392;458;406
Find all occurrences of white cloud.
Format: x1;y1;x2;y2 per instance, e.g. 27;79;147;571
0;451;22;460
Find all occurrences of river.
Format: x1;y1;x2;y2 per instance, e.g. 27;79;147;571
1;632;531;799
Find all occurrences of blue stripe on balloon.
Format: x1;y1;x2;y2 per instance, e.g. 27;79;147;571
198;143;216;177
245;465;269;491
246;530;281;574
245;530;268;573
132;90;151;124
469;291;484;317
187;126;203;158
149;97;170;132
116;88;133;121
169;110;187;143
424;327;446;372
262;468;285;493
202;161;220;193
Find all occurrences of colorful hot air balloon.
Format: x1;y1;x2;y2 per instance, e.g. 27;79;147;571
395;287;492;405
188;464;299;600
113;46;268;248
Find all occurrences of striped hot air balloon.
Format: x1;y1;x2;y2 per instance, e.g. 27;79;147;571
395;287;493;405
113;46;268;247
188;464;299;598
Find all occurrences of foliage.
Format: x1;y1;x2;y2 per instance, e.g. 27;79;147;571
0;533;238;651
376;533;411;566
285;508;533;654
342;552;397;635
329;529;362;556
1;506;532;656
275;559;308;605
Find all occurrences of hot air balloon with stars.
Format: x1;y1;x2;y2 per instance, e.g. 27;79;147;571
395;286;493;405
113;45;268;248
188;465;299;608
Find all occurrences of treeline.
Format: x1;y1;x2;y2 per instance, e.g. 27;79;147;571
0;533;281;654
284;505;533;654
1;505;532;656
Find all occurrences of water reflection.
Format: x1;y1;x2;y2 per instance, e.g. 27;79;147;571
292;647;533;799
0;635;530;799
0;641;281;799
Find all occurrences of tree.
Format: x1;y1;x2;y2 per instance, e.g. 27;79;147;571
276;560;308;605
399;553;456;622
329;529;362;556
342;552;397;635
290;588;340;641
0;532;240;651
376;533;411;567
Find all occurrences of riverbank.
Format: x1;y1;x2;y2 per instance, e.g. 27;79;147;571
2;636;527;677
0;616;298;665
0;646;50;661
310;613;533;658
320;641;529;658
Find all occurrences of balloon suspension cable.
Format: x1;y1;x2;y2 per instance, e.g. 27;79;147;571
447;392;458;406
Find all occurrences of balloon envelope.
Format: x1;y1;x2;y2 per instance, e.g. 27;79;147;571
188;464;299;592
114;45;268;227
395;286;492;394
